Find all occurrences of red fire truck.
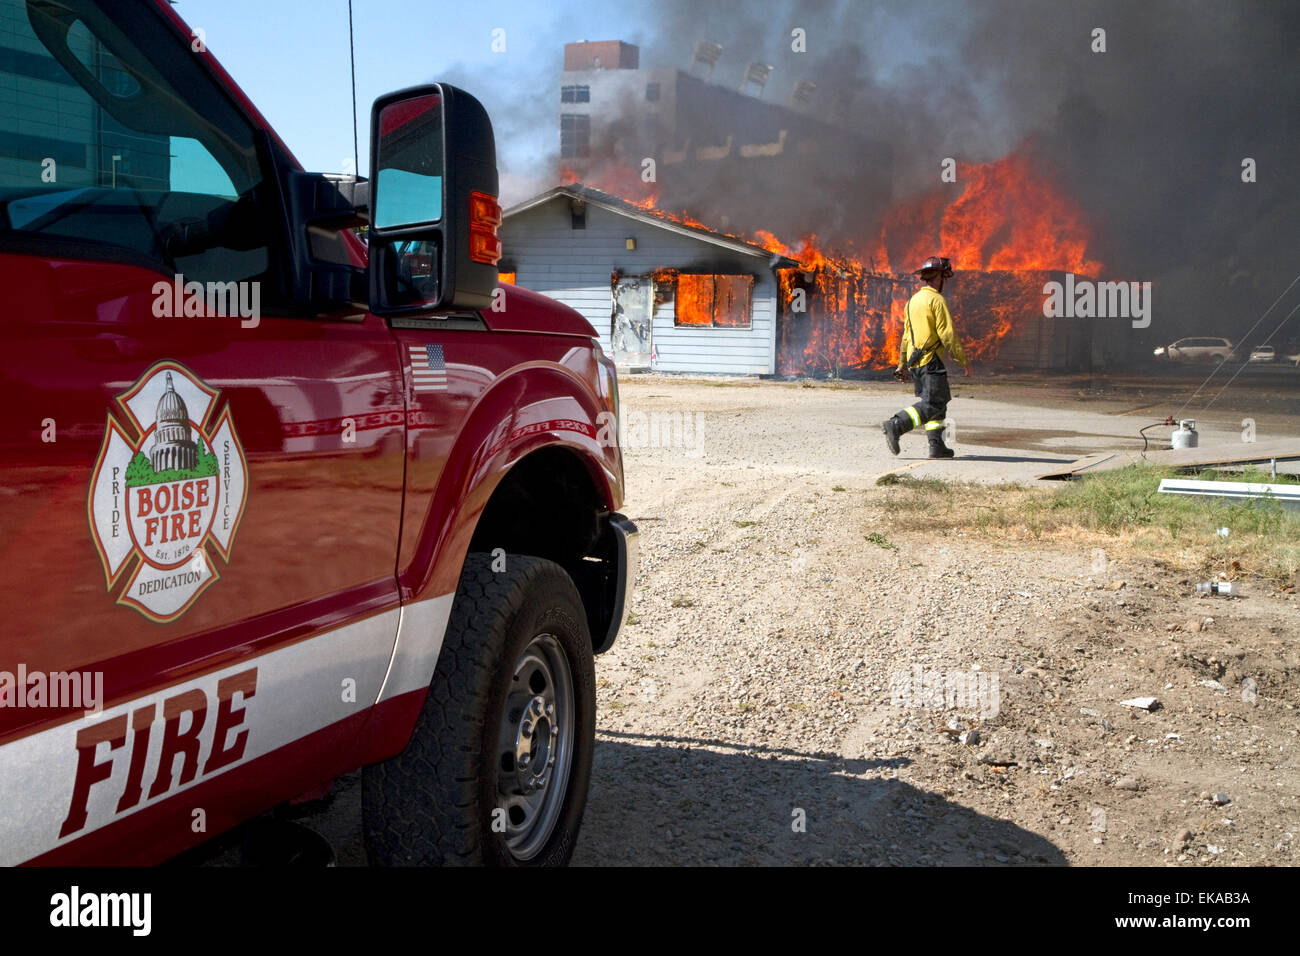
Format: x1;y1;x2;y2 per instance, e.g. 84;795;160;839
0;0;635;866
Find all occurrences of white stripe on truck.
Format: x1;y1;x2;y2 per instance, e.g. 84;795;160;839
0;593;452;865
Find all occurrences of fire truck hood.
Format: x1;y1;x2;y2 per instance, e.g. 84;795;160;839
480;283;599;338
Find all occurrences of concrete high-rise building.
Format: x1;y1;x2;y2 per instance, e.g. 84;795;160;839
557;40;892;240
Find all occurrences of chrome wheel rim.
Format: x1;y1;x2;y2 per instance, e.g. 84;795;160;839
496;633;574;861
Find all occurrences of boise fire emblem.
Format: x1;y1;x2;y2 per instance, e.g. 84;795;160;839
88;361;247;621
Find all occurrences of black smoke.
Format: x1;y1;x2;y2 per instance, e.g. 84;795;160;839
453;0;1300;351
632;0;1300;348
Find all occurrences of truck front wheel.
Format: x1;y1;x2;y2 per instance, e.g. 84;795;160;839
362;553;596;866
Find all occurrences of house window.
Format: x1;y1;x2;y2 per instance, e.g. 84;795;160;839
560;114;590;158
674;274;754;328
561;85;591;104
645;82;660;102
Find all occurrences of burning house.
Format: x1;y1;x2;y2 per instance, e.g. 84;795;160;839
542;38;1125;377
502;179;1115;378
775;264;1106;378
500;184;796;374
748;138;1126;376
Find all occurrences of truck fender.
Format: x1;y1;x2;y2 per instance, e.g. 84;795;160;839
357;362;618;764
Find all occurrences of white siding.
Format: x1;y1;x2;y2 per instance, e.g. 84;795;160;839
501;201;777;374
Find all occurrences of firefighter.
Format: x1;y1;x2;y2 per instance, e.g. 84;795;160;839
882;256;970;459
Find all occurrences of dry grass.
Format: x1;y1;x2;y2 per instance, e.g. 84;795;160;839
874;467;1300;587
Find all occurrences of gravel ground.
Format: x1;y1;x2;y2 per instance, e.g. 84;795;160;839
193;375;1300;866
570;377;1299;865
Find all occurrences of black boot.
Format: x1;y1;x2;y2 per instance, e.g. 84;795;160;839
928;436;955;459
882;418;902;455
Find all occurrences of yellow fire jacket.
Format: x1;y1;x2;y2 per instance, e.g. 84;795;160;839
897;286;968;371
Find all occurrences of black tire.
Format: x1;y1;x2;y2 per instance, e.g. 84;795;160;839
362;553;596;866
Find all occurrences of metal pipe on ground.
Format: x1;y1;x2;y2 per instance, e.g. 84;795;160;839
1156;478;1300;511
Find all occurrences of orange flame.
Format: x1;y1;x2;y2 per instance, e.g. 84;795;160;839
565;139;1102;374
882;144;1102;277
675;274;714;325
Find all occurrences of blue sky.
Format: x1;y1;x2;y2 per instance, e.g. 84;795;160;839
170;0;957;204
173;0;669;200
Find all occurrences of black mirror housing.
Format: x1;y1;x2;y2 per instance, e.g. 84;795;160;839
367;83;501;315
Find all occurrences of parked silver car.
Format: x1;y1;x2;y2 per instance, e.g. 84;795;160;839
1153;337;1235;363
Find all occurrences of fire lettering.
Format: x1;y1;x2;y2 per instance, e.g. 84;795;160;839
59;715;128;838
203;669;256;774
116;703;156;813
147;689;207;798
59;668;259;838
137;478;211;546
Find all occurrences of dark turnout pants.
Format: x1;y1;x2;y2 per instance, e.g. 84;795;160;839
892;357;950;439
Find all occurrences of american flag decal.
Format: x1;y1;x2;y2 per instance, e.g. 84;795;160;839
408;343;447;392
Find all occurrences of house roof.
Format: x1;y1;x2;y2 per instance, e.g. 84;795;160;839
502;183;798;269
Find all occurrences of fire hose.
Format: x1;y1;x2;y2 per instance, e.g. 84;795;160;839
1139;417;1176;456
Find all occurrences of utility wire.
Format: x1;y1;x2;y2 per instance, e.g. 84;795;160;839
1173;270;1300;417
1200;299;1300;411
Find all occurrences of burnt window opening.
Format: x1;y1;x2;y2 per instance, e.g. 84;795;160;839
645;82;660;102
561;85;591;104
560;114;590;158
673;274;754;328
569;199;586;230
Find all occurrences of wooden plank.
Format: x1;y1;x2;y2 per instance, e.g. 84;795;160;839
1037;439;1300;480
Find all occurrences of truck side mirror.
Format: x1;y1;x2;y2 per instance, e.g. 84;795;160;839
367;83;501;315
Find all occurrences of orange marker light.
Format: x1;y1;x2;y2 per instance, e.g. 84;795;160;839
469;191;503;265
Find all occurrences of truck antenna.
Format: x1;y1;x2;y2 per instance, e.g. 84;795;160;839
348;0;359;180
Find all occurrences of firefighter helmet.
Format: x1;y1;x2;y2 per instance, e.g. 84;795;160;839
914;256;953;278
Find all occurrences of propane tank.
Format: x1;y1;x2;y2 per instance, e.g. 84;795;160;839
1170;419;1199;449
